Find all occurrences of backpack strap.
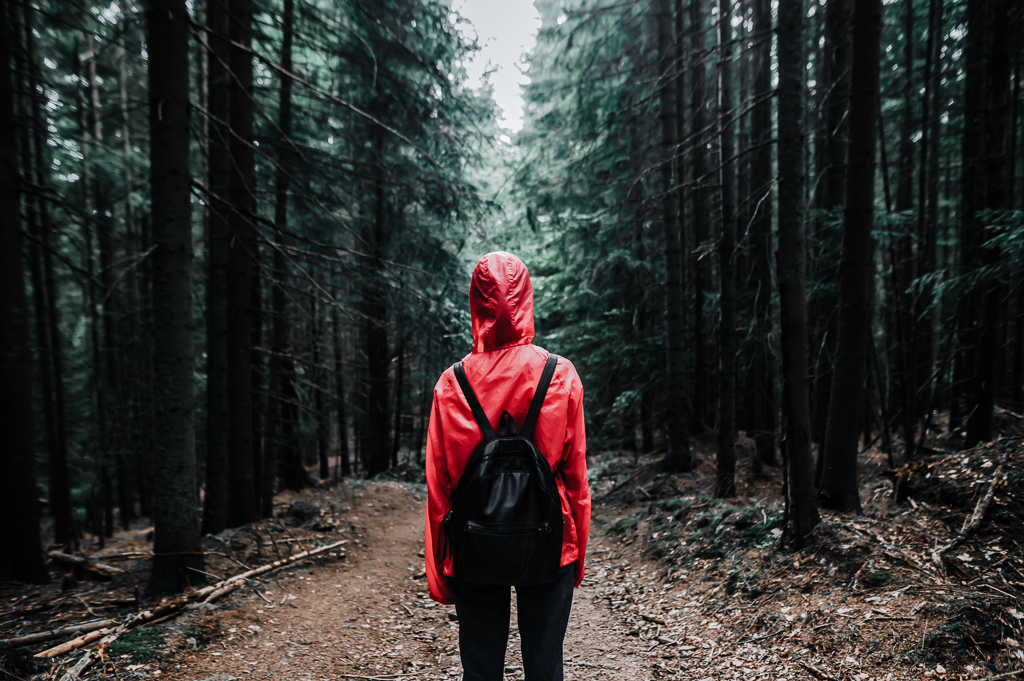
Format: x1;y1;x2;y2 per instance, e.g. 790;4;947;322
521;354;558;441
453;361;497;442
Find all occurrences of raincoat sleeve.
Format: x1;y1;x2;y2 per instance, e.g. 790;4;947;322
561;374;591;588
425;384;455;605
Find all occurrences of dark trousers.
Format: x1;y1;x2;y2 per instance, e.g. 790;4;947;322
450;565;575;681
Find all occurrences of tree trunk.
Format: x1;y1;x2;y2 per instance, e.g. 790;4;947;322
916;0;943;441
202;0;231;534
144;0;204;595
363;149;391;478
750;0;777;469
956;0;987;438
821;0;851;211
812;0;852;446
392;339;405;467
896;0;914;216
776;0;819;546
0;0;47;582
658;0;691;472
252;258;264;501
333;309;351;478
820;0;882;513
267;0;305;500
890;0;918;458
19;0;75;545
690;0;710;435
313;293;329;480
715;0;736;497
969;0;1012;444
226;0;258;526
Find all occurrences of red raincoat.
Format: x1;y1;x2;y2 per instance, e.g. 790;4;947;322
424;252;591;605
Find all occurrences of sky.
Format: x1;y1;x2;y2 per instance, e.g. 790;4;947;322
452;0;542;133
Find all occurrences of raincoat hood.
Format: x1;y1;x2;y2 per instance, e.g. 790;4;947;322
470;251;535;353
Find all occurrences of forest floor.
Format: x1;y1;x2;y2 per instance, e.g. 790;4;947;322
3;426;1024;681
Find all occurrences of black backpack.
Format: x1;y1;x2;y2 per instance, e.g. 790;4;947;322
442;354;564;586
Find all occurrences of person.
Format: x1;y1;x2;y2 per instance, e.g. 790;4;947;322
424;251;591;681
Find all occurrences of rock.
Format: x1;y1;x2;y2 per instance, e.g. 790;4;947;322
196;675;237;681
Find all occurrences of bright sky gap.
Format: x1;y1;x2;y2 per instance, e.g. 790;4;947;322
453;0;542;133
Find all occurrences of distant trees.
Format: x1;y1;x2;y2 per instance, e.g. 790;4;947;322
515;0;1021;539
0;0;484;591
3;0;1024;581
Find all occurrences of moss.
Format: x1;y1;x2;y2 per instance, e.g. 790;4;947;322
109;626;164;662
613;516;639;533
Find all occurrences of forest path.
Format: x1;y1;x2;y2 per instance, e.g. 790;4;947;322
157;481;657;681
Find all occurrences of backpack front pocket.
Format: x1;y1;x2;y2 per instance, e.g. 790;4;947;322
456;520;551;585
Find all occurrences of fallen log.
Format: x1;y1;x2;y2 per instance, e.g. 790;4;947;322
48;551;124;579
35;540;344;661
0;619;116;647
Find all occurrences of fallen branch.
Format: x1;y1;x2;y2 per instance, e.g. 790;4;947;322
597;465;649;501
931;449;1009;572
188;540;345;604
0;619;115;646
57;622;130;681
974;672;1024;681
36;540;344;661
35;628;112;658
48;551;124;579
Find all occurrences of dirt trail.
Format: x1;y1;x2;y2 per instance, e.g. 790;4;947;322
158;481;652;681
158;477;977;681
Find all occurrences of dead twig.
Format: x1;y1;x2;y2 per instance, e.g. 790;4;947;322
931;448;1010;571
796;659;840;681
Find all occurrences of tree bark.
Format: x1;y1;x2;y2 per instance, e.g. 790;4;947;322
777;0;819;546
689;0;710;435
144;0;204;595
916;0;943;443
392;338;405;467
0;0;47;582
658;0;692;472
968;0;1012;444
19;0;75;545
226;0;258;526
811;0;852;445
956;0;986;438
202;0;231;534
333;309;351;478
715;0;736;497
267;0;306;499
313;293;329;480
362;132;391;478
820;0;882;513
821;0;851;211
750;0;777;469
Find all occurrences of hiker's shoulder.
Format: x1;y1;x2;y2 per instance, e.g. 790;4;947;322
529;345;583;394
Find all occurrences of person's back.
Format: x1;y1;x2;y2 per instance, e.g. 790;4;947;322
424;251;591;681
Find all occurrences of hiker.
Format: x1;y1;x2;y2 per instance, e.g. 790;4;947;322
424;251;591;681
